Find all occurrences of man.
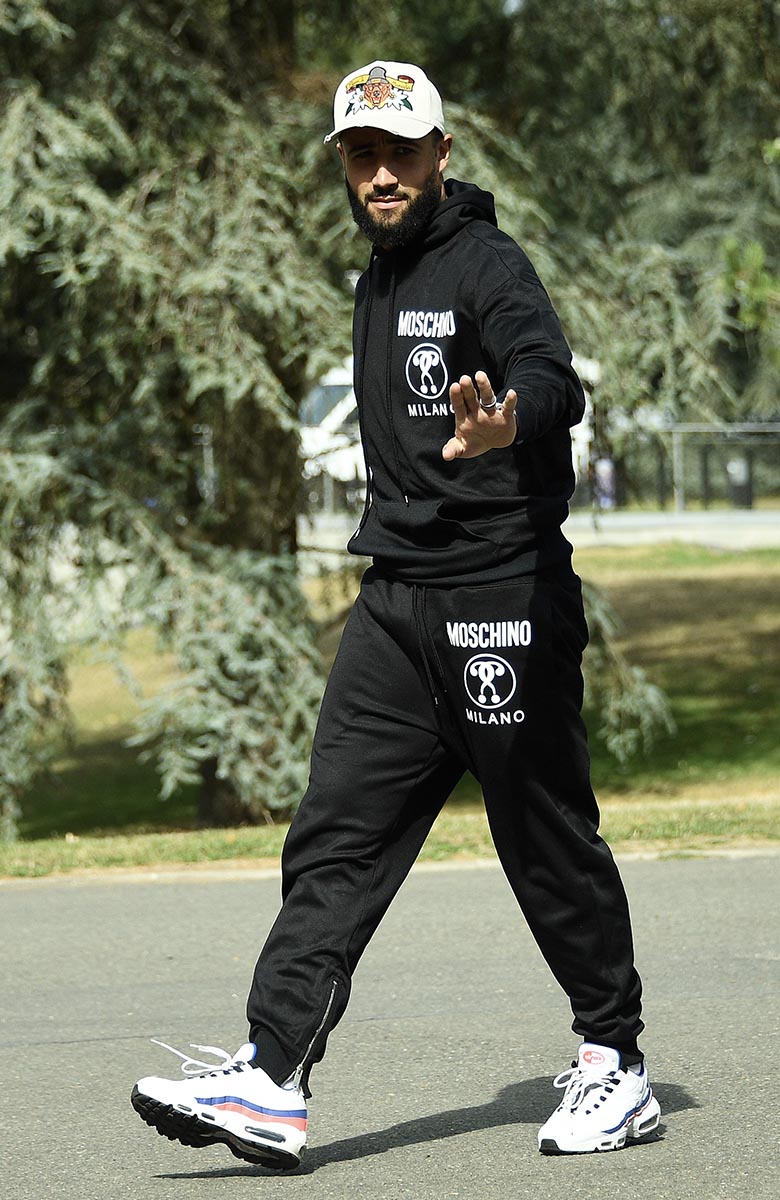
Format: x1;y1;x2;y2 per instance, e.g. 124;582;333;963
131;61;660;1168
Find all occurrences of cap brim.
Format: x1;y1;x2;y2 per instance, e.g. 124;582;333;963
324;112;438;144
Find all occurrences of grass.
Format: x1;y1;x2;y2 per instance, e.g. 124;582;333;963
3;543;779;878
579;544;780;799
17;629;200;841
2;793;776;880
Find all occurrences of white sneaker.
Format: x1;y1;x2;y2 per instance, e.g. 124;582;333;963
538;1043;661;1154
131;1040;307;1169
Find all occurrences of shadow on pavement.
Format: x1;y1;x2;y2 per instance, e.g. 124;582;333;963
157;1076;697;1180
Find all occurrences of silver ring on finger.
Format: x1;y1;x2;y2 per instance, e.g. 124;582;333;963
479;397;498;410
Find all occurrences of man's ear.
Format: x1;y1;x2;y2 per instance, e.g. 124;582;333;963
336;140;345;167
437;133;453;174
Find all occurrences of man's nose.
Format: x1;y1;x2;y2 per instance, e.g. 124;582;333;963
372;164;398;190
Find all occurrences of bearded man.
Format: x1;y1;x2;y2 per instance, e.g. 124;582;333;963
131;60;660;1169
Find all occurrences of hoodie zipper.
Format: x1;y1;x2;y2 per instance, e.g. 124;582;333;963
383;256;409;505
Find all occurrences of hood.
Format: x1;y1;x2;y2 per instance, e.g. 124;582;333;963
418;178;498;252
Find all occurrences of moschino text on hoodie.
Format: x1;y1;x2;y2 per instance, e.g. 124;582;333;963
348;178;586;584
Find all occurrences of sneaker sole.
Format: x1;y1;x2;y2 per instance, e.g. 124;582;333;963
130;1085;302;1171
540;1133;628;1155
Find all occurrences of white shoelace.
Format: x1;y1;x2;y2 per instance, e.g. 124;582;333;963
151;1038;241;1077
552;1066;620;1113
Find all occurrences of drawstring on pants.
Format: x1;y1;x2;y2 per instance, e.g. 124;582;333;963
411;585;440;709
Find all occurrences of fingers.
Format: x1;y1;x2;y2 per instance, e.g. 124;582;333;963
442;435;464;462
448;379;467;421
449;375;478;417
451;373;514;416
474;371;495;407
502;388;517;420
450;371;498;413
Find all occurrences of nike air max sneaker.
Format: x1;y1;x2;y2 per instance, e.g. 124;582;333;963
538;1043;661;1154
131;1040;307;1169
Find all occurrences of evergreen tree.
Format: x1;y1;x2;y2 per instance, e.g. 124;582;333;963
509;0;780;422
0;1;350;832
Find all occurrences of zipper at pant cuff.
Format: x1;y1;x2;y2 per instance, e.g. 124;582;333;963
291;979;338;1090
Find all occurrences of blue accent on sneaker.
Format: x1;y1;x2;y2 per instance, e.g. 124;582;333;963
197;1095;307;1119
603;1087;652;1134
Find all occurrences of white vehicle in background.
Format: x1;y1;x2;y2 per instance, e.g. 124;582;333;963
299;358;364;509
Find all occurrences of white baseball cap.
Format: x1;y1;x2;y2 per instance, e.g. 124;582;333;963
324;61;446;144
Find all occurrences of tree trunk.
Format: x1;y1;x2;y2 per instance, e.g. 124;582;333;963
198;757;246;826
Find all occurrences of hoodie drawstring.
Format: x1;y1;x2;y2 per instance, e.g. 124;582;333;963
349;254;377;544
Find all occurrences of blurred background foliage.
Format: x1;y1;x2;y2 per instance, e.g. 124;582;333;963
1;0;778;835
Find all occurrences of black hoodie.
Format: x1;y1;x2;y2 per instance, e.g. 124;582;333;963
347;178;586;584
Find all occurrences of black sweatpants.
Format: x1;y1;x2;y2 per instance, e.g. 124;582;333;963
247;567;644;1091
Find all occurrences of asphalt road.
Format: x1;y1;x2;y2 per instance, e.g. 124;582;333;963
2;855;778;1199
563;508;780;549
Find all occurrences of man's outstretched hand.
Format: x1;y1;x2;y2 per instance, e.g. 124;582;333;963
442;371;517;461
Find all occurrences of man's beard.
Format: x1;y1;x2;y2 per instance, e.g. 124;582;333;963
346;167;443;249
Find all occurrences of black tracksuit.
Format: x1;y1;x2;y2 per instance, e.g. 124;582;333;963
247;180;644;1091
